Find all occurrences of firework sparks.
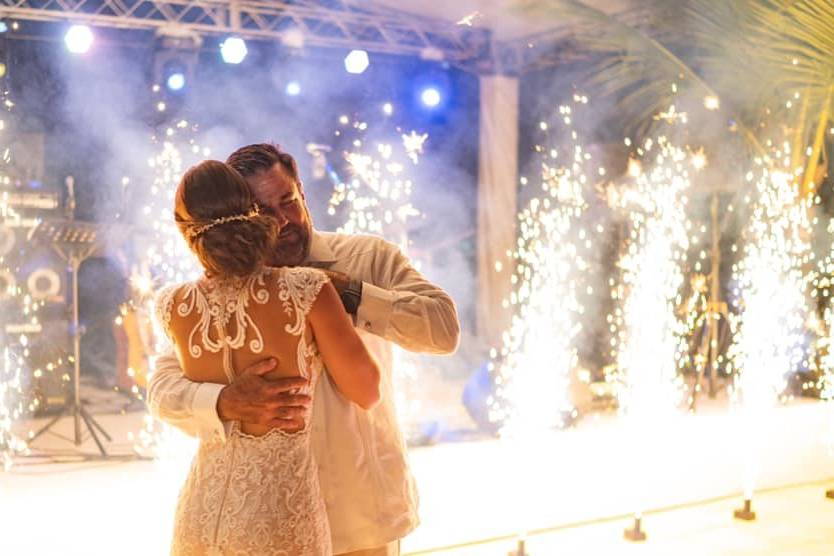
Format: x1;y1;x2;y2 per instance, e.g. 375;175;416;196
603;131;699;523
140;120;206;287
402;131;428;164
327;115;426;437
127;120;207;457
728;142;813;498
490;96;599;438
0;88;42;468
608;135;693;421
704;96;720;111
456;11;482;26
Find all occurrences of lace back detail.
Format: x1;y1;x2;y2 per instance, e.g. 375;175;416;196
163;267;334;555
276;267;329;381
277;267;330;336
154;283;180;342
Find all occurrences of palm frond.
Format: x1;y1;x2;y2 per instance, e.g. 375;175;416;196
515;0;765;153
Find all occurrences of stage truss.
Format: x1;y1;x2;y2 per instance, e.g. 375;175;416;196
0;0;657;73
0;0;495;66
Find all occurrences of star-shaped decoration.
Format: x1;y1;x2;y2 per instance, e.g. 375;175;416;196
456;11;482;26
402;131;428;163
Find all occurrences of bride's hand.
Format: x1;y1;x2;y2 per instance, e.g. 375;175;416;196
217;358;312;431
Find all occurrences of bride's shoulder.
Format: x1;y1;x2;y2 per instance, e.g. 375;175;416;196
269;266;327;284
153;281;193;335
268;267;329;310
155;279;199;301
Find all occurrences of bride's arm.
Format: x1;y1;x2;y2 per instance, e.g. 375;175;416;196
309;281;381;410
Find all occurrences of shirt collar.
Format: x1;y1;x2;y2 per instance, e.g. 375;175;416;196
306;230;338;265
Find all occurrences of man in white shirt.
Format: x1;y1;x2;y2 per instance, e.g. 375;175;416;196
148;143;460;556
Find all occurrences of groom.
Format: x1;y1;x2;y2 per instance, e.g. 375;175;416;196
148;143;460;555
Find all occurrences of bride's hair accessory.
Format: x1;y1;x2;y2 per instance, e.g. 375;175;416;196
186;204;261;240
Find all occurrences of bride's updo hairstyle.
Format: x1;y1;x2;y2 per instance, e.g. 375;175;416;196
175;160;278;278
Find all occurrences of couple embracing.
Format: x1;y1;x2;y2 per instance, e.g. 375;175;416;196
148;143;460;555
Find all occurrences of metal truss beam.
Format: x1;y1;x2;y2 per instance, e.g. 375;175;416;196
0;1;655;74
0;0;492;63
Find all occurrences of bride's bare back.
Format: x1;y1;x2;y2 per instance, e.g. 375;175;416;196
157;265;380;437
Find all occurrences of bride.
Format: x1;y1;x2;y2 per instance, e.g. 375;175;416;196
155;160;380;555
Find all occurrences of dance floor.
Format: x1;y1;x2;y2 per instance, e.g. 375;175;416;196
2;395;833;555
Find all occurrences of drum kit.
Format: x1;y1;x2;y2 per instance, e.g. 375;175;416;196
2;178;148;460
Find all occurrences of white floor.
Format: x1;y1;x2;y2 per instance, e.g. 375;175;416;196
2;399;833;555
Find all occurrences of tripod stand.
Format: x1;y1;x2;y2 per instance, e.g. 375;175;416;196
28;220;119;458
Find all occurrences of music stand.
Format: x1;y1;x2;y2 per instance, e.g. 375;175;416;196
27;219;129;458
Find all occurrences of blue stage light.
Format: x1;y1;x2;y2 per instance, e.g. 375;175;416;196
166;72;186;91
344;50;370;74
220;37;247;64
285;81;301;96
65;25;94;55
420;87;442;108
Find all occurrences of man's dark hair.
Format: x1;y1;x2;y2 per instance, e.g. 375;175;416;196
226;143;300;181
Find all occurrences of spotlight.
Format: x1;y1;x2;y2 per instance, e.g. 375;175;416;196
64;24;94;55
166;72;186;92
0;22;8;34
382;102;393;116
420;87;441;108
344;49;369;74
285;81;301;96
153;31;201;99
220;37;247;64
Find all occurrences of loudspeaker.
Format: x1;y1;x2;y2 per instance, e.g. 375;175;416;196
0;219;67;305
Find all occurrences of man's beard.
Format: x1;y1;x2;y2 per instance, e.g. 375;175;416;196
272;224;310;266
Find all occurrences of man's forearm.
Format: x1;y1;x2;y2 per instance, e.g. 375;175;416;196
147;351;228;441
356;281;460;354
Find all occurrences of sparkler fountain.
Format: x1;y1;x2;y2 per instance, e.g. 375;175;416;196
606;133;695;540
129;117;207;458
489;95;597;555
728;143;814;519
325;114;426;439
0;86;46;469
812;201;834;502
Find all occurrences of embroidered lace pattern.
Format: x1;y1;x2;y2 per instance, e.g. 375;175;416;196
156;267;331;556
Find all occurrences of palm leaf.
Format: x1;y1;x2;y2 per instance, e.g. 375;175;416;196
514;0;765;153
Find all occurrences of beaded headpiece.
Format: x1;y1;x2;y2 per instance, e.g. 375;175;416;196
185;204;260;241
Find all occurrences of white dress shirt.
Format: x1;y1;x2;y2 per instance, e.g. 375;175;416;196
147;231;460;554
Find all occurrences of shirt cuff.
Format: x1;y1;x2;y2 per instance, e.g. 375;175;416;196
192;382;230;441
356;281;396;337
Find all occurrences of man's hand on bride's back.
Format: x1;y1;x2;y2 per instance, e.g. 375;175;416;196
216;358;312;432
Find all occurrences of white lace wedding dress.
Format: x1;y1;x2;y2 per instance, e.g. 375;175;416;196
155;266;332;556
